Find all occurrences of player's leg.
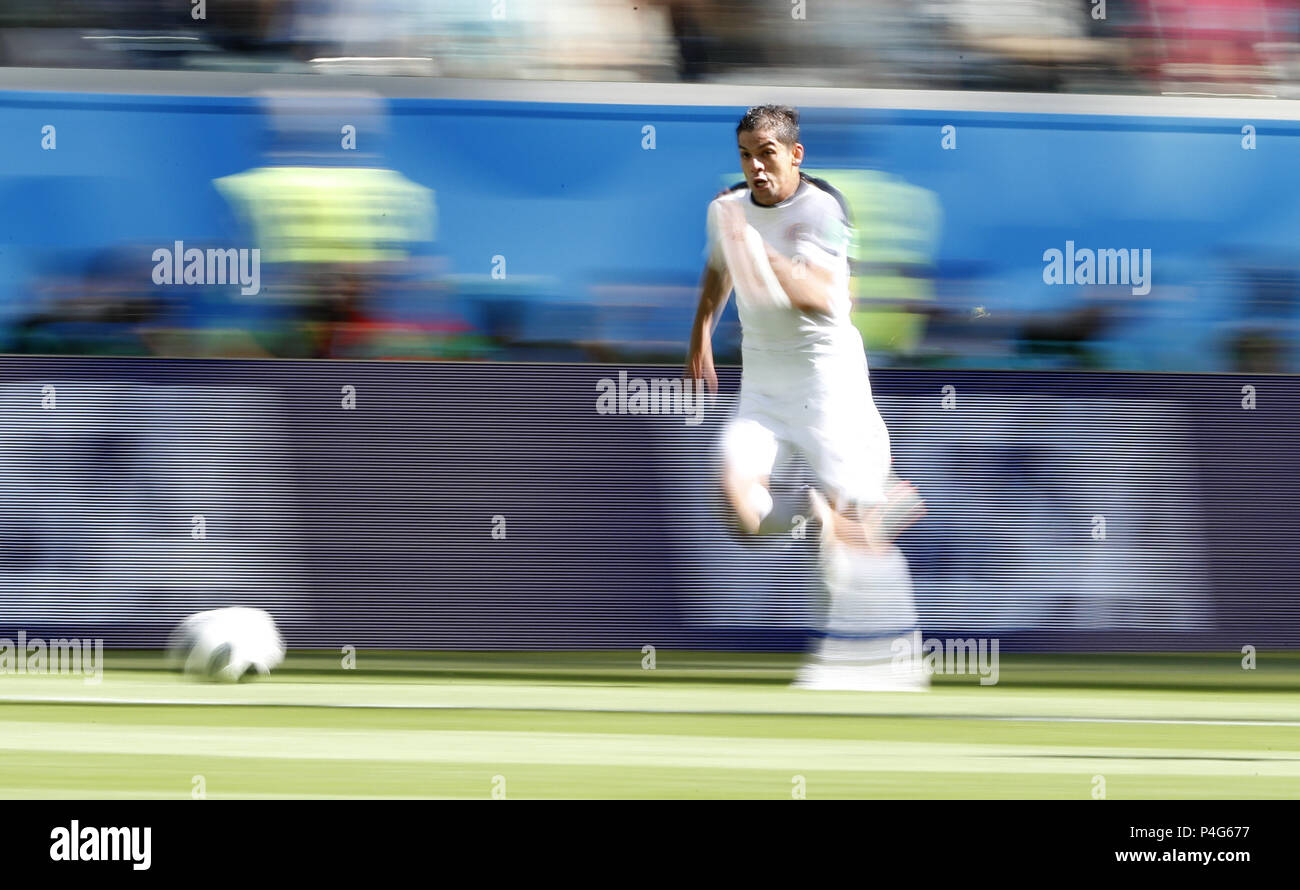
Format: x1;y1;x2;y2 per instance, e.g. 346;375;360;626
795;408;928;691
823;471;926;552
719;416;781;536
798;487;926;690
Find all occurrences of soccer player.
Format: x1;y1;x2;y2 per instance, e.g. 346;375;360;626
686;105;927;691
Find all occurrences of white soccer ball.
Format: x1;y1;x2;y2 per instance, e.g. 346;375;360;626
169;607;286;682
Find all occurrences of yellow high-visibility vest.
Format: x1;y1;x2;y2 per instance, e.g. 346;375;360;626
214;165;435;265
802;168;941;357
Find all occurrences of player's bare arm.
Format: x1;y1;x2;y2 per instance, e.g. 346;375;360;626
762;243;836;315
686;259;732;394
713;197;836;316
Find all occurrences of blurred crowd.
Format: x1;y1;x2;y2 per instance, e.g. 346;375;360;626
4;2;1300;373
2;0;1300;97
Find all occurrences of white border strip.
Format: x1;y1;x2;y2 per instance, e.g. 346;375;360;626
4;693;1299;726
3;68;1300;120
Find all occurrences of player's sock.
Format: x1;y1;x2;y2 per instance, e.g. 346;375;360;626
717;481;809;540
820;544;920;643
796;497;927;690
798;629;924;685
754;484;811;536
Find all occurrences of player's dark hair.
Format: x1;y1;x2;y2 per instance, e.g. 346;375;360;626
737;105;799;149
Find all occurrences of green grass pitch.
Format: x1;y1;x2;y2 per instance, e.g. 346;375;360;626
1;651;1298;799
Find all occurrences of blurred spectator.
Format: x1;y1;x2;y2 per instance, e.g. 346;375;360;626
1127;0;1300;96
8;248;170;356
3;0;1299;98
212;92;486;360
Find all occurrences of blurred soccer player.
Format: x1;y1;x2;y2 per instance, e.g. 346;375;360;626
686;105;927;691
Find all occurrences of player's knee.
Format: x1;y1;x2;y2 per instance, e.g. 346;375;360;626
719;475;770;537
713;486;760;545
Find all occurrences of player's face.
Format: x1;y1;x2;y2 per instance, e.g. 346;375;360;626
738;129;804;206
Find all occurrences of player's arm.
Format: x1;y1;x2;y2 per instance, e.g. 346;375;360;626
762;244;837;316
686;260;732;394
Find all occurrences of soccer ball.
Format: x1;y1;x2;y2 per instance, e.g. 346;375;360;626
169;607;286;682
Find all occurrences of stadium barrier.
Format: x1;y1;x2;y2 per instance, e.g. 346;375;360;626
0;355;1294;651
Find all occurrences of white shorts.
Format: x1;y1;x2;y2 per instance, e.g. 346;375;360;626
721;364;892;507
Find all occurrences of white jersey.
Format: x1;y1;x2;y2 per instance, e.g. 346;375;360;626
705;174;867;395
708;174;892;505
